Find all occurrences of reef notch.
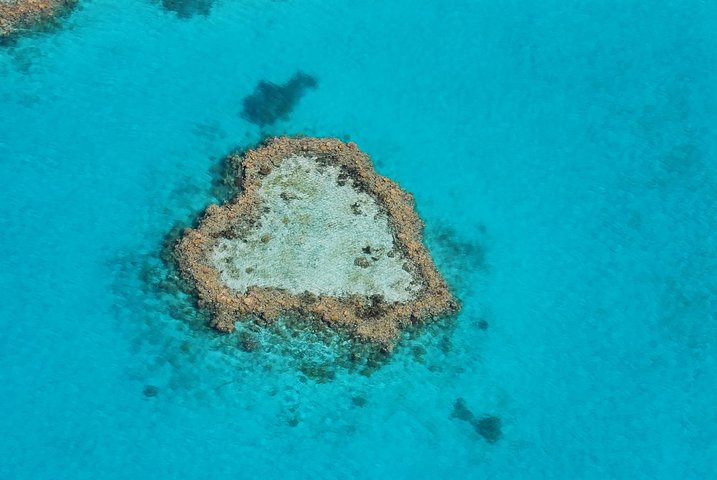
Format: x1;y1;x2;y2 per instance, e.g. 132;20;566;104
174;136;457;348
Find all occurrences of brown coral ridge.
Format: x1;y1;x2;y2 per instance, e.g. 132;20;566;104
0;0;76;38
174;136;458;349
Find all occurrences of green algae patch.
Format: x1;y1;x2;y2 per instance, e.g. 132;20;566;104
0;0;76;39
175;137;458;348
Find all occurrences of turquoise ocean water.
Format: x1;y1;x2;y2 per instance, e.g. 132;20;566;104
1;1;716;478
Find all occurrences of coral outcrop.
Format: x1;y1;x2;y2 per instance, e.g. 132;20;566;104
175;137;457;348
241;72;318;127
0;0;75;38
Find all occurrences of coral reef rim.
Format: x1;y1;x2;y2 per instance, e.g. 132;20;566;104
174;136;459;349
0;0;76;39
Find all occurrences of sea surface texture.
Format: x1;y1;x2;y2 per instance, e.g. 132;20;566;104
1;1;716;478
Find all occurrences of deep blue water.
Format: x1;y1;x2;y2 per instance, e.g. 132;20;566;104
1;1;716;478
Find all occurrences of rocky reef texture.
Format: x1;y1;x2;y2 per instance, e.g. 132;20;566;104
175;137;458;348
0;0;75;38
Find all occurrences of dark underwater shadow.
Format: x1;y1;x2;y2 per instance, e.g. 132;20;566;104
155;0;214;18
451;397;502;444
241;71;318;127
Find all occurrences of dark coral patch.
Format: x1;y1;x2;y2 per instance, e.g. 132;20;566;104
159;0;213;18
411;345;426;362
238;330;259;352
451;397;474;422
475;415;502;444
143;385;160;397
241;72;318;127
298;363;336;383
451;398;502;444
430;225;487;273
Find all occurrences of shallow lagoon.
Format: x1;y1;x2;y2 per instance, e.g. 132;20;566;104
1;1;716;478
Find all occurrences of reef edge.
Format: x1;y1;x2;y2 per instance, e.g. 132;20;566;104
174;136;459;349
0;0;76;39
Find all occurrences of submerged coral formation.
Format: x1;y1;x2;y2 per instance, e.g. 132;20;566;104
241;72;318;127
0;0;75;38
175;137;457;348
159;0;213;18
451;398;502;443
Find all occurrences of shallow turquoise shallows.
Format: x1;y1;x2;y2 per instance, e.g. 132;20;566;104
1;1;716;478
